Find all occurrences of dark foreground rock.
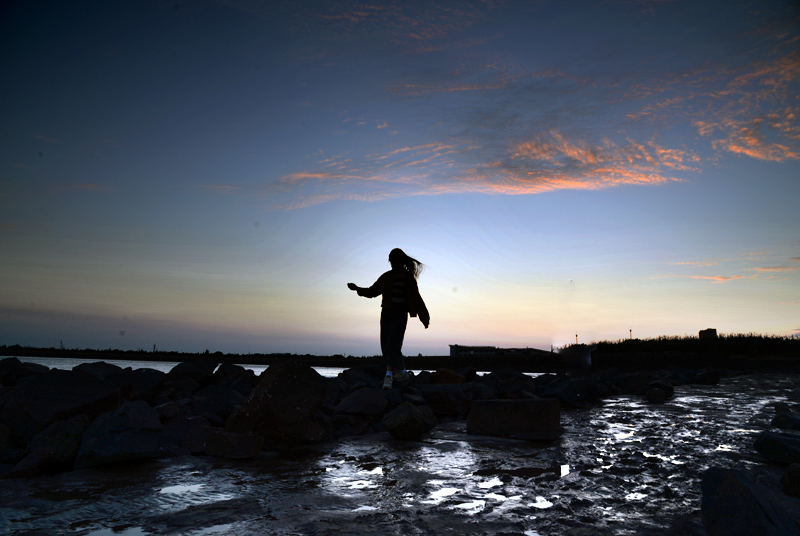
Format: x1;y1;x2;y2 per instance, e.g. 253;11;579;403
225;360;329;451
383;401;427;440
701;466;800;536
1;369;120;443
75;400;171;469
755;431;800;465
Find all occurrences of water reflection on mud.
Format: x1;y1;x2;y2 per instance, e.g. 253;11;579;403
1;373;797;535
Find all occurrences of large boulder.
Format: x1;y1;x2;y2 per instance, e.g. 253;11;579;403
415;384;473;419
73;361;124;380
480;368;537;398
643;379;675;403
210;363;257;397
161;415;214;454
189;384;246;421
75;400;172;469
164;361;219;384
225;361;329;450
755;431;800;465
334;387;388;416
106;368;165;402
337;365;386;391
701;467;799;536
0;359;49;387
782;464;800;498
383;402;426;440
772;412;800;432
1;369;120;442
467;398;562;441
5;414;91;478
0;423;12;462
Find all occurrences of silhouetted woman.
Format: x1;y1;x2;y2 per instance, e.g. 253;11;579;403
348;248;430;389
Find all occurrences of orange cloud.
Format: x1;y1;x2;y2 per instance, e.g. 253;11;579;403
753;265;800;272
658;274;754;283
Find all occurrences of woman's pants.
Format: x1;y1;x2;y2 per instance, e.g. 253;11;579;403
380;303;408;369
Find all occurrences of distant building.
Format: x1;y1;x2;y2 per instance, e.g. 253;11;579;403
449;344;550;357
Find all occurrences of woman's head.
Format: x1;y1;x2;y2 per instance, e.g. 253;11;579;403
389;248;424;279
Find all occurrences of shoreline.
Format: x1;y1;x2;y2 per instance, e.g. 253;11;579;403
2;345;800;373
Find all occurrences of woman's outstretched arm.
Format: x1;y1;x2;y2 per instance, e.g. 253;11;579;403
347;277;383;298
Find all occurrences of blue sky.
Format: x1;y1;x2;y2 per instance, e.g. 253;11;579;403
1;0;798;355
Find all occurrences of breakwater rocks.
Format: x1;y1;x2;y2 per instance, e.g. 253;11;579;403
1;356;729;479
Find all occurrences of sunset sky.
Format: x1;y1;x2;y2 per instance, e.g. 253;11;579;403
1;0;798;356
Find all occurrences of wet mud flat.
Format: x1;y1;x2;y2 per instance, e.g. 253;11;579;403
1;372;798;536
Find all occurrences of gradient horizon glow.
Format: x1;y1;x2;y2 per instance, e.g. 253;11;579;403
1;0;798;356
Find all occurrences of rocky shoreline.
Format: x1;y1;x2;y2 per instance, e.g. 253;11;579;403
1;356;800;534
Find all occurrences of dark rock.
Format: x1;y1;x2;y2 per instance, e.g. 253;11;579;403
162;415;214;454
643;379;675;400
480;368;538;399
225;360;328;450
755;431;800;465
782;464;800;498
159;379;201;400
0;357;22;386
73;361;123;380
431;368;466;384
694;369;722;385
383;402;426;440
155;401;182;421
613;371;663;395
1;369;120;442
772;412;800;432
0;423;11;462
190;384;245;421
535;377;590;408
645;387;668;404
337;365;386;391
416;384;473;418
6;414;91;478
75;400;171;469
205;430;263;459
467;398;562;441
335;387;388;416
106;367;165;402
702;466;798;536
331;414;372;437
210;362;257;396
165;361;218;384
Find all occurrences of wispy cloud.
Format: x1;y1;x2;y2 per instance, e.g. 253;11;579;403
631;47;800;162
754;265;800;272
669;261;719;267
658;274;756;283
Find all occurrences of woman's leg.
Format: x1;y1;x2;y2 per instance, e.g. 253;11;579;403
380;304;408;371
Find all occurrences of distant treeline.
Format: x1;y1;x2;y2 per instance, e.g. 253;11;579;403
593;333;800;357
1;333;798;373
